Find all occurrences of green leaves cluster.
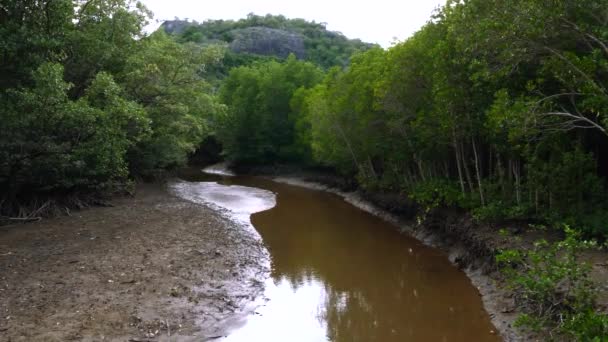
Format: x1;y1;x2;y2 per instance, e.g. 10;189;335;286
217;55;322;164
0;0;223;212
287;0;608;236
214;1;608;237
496;227;608;339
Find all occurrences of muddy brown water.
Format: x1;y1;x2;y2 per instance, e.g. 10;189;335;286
177;168;500;342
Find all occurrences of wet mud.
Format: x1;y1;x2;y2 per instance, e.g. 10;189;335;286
0;184;268;341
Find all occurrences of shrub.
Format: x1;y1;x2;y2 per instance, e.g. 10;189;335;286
409;179;466;210
496;226;606;339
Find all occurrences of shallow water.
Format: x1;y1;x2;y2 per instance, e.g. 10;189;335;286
175;168;500;342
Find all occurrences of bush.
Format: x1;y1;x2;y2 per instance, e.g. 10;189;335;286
0;64;142;200
409;179;467;210
472;201;533;223
562;310;608;341
496;226;606;339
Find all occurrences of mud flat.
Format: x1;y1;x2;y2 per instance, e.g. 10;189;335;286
0;183;269;342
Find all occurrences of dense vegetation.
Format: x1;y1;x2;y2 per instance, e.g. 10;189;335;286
497;227;607;339
163;14;376;69
0;0;224;216
217;55;323;163
219;1;608;238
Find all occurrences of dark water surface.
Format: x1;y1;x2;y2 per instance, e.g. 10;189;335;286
177;168;500;342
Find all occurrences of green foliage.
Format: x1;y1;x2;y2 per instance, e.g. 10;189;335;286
217;55;322;164
496;227;606;338
0;0;73;89
0;63;143;199
296;49;392;180
472;202;531;223
120;31;224;174
256;0;608;237
562;310;608;341
63;0;151;95
409;180;465;210
0;0;222;214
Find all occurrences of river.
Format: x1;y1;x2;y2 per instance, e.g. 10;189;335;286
173;167;500;342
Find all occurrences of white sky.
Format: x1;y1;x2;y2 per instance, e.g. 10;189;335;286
140;0;445;48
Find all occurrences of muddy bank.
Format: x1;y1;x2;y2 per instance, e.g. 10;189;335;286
0;183;269;342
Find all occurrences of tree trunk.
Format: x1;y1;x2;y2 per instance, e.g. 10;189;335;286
471;137;485;206
334;122;360;172
497;153;505;195
461;142;474;193
453;134;466;195
488;148;493;181
366;156;377;181
512;159;521;205
417;161;426;182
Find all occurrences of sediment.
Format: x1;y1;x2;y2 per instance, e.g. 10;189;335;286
0;183;269;342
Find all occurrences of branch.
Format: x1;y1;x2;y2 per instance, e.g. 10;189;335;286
534;93;585;105
543;46;608;96
78;0;95;17
560;18;608;57
540;111;607;135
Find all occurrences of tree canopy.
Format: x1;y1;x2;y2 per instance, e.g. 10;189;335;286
216;0;608;240
0;0;223;214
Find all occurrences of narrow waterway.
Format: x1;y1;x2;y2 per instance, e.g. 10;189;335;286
175;168;500;342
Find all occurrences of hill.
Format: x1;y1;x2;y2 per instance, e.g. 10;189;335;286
161;14;377;69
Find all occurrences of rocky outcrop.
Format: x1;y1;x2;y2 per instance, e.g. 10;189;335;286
161;20;191;35
229;27;306;59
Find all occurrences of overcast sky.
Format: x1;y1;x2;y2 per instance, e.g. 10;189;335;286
141;0;445;47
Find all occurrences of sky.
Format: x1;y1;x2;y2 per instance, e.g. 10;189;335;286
140;0;445;48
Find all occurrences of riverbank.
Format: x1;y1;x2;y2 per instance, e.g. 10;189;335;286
0;183;269;341
229;163;608;341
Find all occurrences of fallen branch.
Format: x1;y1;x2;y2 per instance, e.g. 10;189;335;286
7;217;41;222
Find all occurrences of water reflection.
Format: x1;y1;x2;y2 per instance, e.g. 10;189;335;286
223;277;330;342
177;169;499;342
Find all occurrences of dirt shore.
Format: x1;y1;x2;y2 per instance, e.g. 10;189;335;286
0;183;269;342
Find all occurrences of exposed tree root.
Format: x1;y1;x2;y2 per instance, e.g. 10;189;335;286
0;193;112;226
